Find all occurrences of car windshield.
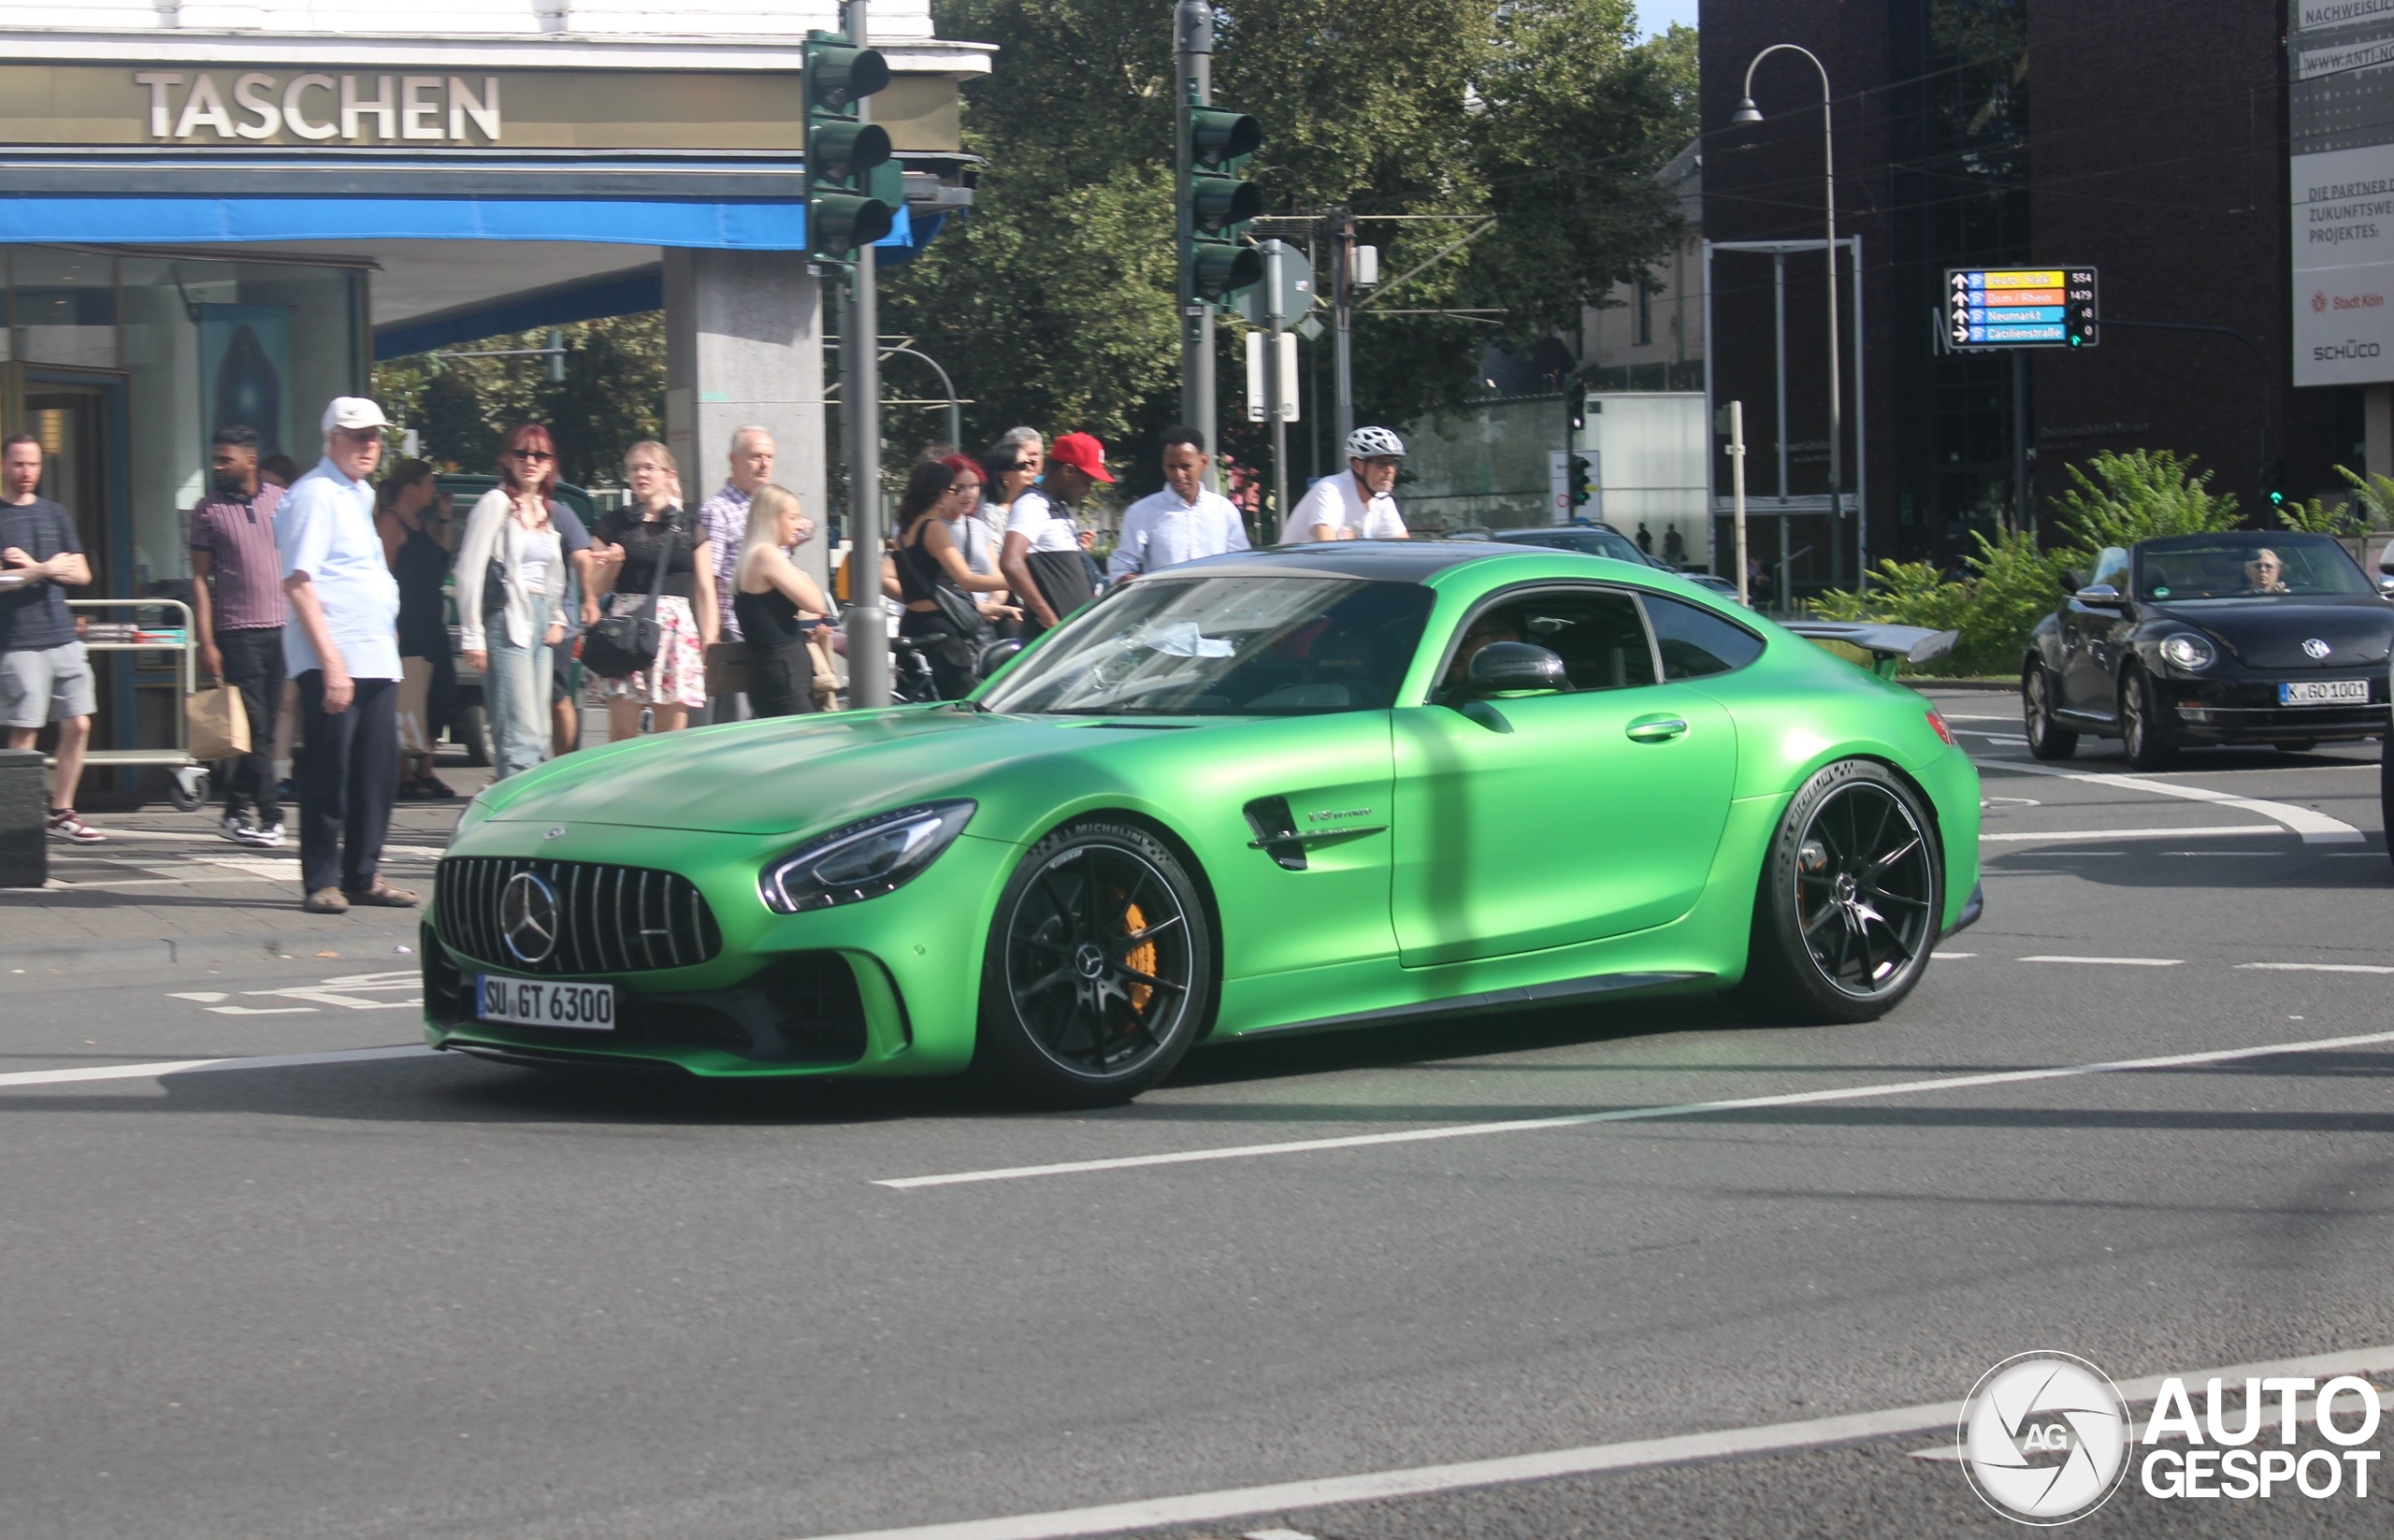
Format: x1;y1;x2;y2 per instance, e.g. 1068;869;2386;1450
1499;528;1648;563
978;575;1435;716
2135;534;2373;601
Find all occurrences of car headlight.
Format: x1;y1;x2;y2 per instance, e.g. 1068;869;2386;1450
2159;634;2215;671
759;801;975;914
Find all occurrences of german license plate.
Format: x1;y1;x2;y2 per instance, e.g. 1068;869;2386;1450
475;974;615;1030
2278;680;2369;706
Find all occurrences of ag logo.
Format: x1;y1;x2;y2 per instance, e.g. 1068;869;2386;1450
1959;1352;2131;1524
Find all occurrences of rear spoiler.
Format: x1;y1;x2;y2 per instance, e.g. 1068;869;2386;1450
1781;621;1958;680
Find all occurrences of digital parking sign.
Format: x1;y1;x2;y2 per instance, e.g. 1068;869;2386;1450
1946;267;2100;349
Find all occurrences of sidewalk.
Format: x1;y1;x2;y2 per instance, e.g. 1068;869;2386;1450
1;761;493;968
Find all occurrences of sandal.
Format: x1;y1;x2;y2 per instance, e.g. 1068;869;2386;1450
419;775;456;799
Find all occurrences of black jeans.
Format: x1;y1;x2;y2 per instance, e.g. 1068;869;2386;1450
213;626;283;824
296;670;397;895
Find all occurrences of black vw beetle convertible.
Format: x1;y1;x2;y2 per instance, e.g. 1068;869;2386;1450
2022;530;2394;768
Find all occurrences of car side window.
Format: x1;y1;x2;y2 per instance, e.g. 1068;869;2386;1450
1640;594;1765;680
1454;588;1657;693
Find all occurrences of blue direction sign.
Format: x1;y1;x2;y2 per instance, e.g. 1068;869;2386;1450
1947;266;2098;349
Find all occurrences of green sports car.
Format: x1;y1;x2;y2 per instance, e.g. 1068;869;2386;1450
421;543;1983;1105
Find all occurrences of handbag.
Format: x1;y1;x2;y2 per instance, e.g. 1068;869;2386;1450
930;583;988;641
704;640;752;697
186;681;251;763
582;515;676;679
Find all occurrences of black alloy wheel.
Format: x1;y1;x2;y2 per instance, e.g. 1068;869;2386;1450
974;820;1215;1106
2023;666;2078;760
1736;759;1940;1025
2118;668;2174;770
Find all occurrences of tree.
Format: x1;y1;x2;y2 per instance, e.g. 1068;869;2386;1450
372;314;664;484
884;0;1694;470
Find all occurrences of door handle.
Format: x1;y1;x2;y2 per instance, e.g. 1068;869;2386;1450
1625;715;1688;742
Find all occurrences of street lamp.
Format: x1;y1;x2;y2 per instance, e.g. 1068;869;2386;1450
1736;44;1846;589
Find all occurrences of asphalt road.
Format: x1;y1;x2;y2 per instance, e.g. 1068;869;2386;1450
6;686;2393;1540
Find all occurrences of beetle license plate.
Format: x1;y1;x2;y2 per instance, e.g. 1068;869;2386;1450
475;974;615;1030
2278;680;2369;706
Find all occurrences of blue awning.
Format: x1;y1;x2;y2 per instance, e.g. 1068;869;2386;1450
0;194;912;252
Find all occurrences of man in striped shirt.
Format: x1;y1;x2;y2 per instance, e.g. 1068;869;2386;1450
188;425;289;847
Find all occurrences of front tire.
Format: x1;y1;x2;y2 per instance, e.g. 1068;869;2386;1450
2119;669;2174;770
2023;666;2078;760
1734;760;1941;1025
972;820;1216;1107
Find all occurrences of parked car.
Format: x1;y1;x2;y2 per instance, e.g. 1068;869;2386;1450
432;474;601;767
1493;525;1747;602
2022;529;2394;768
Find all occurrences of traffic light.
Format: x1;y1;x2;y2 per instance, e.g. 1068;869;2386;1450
804;29;896;269
1185;104;1263;303
1566;380;1587;432
2262;458;2286;510
1568;453;1594;509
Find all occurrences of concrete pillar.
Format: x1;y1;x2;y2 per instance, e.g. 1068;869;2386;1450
662;249;830;588
2367;383;2394;484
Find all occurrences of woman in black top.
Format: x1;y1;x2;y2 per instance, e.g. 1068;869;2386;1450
374;459;454;798
588;439;717;741
885;455;1017;700
730;484;832;718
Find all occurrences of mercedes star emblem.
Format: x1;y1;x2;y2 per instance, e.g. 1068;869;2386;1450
544;826;568;840
500;871;560;965
2303;638;2332;659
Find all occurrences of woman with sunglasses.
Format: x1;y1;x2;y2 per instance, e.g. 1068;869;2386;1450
374;457;454;798
455;424;568;779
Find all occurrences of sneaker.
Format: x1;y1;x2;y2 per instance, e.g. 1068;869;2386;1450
46;809;105;844
236;821;285;848
219;813;252;844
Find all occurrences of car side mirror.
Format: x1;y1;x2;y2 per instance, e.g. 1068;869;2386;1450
2073;583;2127;608
2060;569;2088;595
1466;641;1570;698
2377;574;2394;596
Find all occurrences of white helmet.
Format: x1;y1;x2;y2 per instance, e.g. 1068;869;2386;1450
1345;425;1406;459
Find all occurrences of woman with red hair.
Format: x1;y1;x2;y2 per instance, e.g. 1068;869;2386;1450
455;423;568;778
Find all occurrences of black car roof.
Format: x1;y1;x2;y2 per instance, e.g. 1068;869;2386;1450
1157;541;1567;583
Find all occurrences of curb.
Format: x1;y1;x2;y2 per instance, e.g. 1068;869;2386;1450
1;928;420;969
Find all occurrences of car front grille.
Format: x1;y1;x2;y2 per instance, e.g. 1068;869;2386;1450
435;856;723;975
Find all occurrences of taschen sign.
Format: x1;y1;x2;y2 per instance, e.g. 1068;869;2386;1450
135;72;502;143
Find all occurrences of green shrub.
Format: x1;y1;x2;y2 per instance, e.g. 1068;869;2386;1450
1810;449;2249;675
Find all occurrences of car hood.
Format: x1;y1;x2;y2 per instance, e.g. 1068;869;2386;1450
478;706;1075;836
2147;597;2394;669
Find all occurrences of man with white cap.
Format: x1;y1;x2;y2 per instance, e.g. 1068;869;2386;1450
276;396;411;914
1284;425;1411;543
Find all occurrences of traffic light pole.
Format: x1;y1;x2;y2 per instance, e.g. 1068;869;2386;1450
1175;0;1216;474
1331;204;1355;451
842;0;888;708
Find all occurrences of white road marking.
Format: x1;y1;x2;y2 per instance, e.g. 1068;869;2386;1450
2239;961;2394;974
789;1346;2394;1540
1955;730;2029;745
1908;1387;2394;1461
1936;713;2017;721
0;1044;437;1088
2016;955;2183;967
1978;824;2279;843
874;1028;2394;1191
205;1006;318;1016
166;991;227;1003
1930;952;1975;959
1981;759;2366;843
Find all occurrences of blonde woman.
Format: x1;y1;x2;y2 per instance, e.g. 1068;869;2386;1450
455;425;566;779
588;439;717;739
732;484;832;718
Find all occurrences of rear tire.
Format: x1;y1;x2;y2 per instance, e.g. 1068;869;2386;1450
971;820;1216;1108
2118;669;2174;770
2023;666;2078;760
1733;759;1941;1025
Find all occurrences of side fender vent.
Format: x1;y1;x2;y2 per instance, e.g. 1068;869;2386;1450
1243;796;1307;871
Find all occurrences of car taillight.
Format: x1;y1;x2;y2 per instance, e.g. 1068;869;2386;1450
1925;709;1955;746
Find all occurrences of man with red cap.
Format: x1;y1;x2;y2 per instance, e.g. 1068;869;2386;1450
1001;429;1111;635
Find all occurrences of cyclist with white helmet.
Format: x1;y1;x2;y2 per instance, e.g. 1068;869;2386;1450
1283;425;1410;543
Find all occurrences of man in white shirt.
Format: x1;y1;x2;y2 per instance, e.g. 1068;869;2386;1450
1110;425;1250;582
1284;425;1411;543
278;396;411;914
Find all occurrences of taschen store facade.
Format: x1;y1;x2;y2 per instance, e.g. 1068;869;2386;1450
0;0;982;751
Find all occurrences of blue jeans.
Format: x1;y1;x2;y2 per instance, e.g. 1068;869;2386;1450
486;599;555;781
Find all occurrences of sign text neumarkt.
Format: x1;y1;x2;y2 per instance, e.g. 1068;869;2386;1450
135;71;502;144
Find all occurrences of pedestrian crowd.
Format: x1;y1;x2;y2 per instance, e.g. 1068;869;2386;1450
0;394;1413;907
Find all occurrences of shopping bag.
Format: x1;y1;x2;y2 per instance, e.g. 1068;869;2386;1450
187;682;251;762
703;640;752;698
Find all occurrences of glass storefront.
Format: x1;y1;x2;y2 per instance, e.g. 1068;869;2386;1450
3;244;367;598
